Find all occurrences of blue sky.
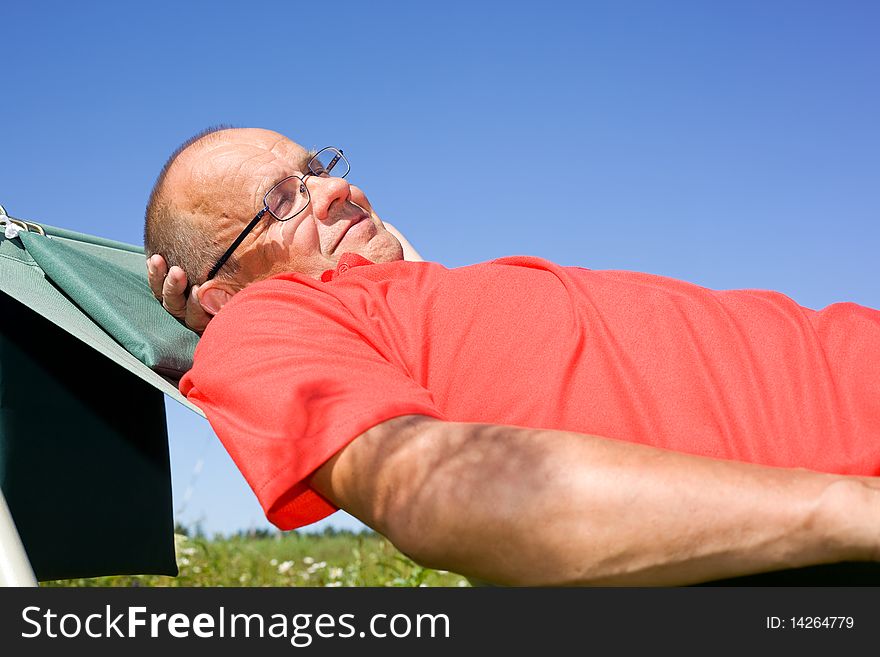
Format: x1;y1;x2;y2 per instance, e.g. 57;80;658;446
2;1;877;535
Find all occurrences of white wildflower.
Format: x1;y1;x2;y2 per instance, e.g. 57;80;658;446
328;567;344;580
178;558;190;567
270;559;278;566
303;556;314;565
192;566;202;574
239;573;250;584
325;582;342;587
277;560;294;574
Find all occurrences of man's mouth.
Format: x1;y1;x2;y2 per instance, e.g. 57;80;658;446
332;213;370;252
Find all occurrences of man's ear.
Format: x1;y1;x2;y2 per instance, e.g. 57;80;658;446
197;280;237;316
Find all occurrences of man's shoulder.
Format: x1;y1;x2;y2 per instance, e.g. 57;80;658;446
200;275;336;341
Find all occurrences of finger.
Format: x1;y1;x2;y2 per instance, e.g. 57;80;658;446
185;284;211;335
161;266;189;319
147;254;169;301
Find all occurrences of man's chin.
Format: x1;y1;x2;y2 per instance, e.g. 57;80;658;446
368;231;405;263
341;229;404;265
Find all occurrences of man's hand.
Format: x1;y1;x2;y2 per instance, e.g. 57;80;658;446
146;254;211;334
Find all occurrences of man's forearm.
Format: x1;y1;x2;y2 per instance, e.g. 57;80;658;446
312;416;880;586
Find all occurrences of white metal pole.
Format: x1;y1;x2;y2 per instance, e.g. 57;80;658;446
0;490;37;586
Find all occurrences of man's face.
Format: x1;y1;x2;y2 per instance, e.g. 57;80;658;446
167;128;403;285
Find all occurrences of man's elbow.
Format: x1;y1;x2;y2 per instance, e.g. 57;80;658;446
311;415;458;564
381;495;451;572
370;420;460;567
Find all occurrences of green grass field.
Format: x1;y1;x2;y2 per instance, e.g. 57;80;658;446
41;529;471;587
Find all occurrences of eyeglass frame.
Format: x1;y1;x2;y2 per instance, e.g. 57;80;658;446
204;147;349;282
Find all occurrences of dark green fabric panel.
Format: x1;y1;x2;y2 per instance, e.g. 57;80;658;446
19;229;197;379
0;292;177;580
0;229;202;412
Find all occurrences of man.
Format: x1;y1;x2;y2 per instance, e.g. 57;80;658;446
145;127;880;586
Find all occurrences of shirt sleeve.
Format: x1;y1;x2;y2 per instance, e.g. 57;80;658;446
179;277;445;530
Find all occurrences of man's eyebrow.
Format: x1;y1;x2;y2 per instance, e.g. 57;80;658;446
299;149;318;173
262;149;317;198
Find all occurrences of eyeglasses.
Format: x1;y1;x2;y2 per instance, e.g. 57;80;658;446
205;146;350;281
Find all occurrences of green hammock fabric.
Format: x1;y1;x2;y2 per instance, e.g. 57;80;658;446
18;226;198;378
0;219;197;580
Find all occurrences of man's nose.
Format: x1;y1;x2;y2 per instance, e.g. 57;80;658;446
307;175;351;222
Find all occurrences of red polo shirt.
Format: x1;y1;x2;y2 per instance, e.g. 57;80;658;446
180;254;880;529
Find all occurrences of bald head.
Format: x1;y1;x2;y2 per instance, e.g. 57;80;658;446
144;127;306;285
145;127;403;303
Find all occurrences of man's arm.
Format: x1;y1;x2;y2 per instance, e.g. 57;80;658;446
310;415;880;586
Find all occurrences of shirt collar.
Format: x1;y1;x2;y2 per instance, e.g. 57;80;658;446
320;252;376;282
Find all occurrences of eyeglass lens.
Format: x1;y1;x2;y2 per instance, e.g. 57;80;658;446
266;148;350;221
310;147;349;178
266;178;309;221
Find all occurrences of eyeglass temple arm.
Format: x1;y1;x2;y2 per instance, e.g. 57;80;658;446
205;208;267;281
325;153;342;172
